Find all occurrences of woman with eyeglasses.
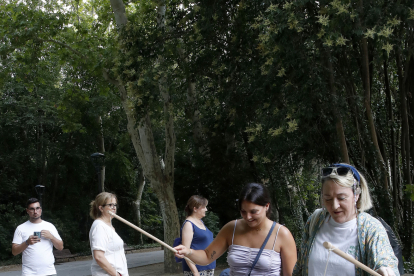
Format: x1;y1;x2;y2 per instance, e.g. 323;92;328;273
174;183;297;276
293;163;399;276
89;192;128;276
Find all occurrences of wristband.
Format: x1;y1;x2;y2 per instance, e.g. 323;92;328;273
25;239;29;245
187;249;193;256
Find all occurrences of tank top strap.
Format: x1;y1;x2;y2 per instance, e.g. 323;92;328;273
182;220;195;231
232;219;238;245
272;224;283;250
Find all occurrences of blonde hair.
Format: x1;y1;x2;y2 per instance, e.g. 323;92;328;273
321;164;372;212
90;192;117;219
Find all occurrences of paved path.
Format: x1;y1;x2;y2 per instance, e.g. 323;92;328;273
0;250;164;276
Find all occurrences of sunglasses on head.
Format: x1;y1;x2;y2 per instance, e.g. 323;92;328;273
321;166;351;177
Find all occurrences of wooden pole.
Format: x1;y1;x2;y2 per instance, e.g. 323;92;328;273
323;242;381;276
109;211;196;265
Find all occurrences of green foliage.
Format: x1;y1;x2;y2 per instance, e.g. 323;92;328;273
139;185;164;241
0;203;26;261
203;211;220;237
1;0;414;264
404;257;414;274
405;185;414;201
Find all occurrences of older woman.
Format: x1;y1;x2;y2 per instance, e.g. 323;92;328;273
181;195;216;276
89;192;128;276
175;183;297;276
293;163;399;276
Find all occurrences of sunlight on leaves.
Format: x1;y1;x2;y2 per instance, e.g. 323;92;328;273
288;13;299;30
387;16;401;27
323;38;333;47
277;68;286;77
382;43;394;57
364;28;376;39
266;4;279;12
262;157;271;163
378;27;393;38
409;8;414;20
316;15;330;26
268;127;283;137
336;35;348;46
283;2;293;10
287;120;298;132
317;29;326;39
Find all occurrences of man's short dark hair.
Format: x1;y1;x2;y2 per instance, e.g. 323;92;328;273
26;198;40;208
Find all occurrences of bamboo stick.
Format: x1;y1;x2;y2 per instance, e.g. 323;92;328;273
108;211;196;265
323;242;381;276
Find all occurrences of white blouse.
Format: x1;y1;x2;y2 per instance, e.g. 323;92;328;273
308;217;358;276
89;219;129;276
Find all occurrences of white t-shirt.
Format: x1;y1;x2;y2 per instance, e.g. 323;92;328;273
308;217;358;276
12;220;62;276
89;219;129;276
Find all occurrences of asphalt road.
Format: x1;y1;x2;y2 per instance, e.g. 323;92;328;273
0;250;164;276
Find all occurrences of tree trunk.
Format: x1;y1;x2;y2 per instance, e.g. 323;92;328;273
359;33;389;191
155;2;180;270
325;50;349;163
384;59;398;220
134;167;145;244
187;81;207;154
97;116;105;192
107;0;180;271
343;56;366;166
355;0;391;225
396;46;412;259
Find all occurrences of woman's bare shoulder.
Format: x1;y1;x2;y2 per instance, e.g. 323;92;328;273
216;219;239;238
276;224;296;245
222;219;238;231
276;224;293;236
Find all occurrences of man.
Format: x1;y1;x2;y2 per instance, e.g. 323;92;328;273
12;198;64;276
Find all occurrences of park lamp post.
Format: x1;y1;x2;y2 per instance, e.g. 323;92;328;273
90;152;105;194
35;185;45;207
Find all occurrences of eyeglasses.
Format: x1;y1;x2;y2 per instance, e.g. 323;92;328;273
321;167;351;177
102;203;118;209
28;207;42;212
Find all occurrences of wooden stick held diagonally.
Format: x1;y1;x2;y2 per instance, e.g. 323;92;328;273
323;242;381;276
108;211;196;265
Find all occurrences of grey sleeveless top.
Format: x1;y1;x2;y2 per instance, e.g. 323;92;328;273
226;220;282;276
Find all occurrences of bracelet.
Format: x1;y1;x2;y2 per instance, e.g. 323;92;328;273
187;249;193;256
25;239;29;246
